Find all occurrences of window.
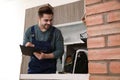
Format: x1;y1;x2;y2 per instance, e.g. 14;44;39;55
20;0;89;80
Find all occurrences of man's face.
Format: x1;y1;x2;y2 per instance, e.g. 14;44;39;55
38;14;53;30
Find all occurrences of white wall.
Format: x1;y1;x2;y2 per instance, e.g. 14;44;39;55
0;0;79;80
20;0;80;9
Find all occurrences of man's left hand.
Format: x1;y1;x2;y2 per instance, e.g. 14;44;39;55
33;52;46;60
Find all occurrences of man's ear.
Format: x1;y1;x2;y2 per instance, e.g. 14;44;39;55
37;16;42;22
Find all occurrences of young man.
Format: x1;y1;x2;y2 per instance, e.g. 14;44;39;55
23;5;64;74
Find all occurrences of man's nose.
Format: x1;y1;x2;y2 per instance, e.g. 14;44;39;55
47;21;51;25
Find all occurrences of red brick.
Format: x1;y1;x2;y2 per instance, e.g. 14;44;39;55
85;0;101;5
88;48;120;60
90;76;120;80
86;0;120;15
86;14;103;26
108;34;120;47
87;22;120;37
110;61;120;74
88;37;105;48
107;11;120;22
89;62;107;74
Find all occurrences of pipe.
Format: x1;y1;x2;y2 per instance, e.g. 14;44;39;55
72;49;88;73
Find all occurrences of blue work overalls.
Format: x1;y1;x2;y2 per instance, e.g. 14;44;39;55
28;26;57;74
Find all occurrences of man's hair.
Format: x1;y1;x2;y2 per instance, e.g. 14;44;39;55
38;4;53;17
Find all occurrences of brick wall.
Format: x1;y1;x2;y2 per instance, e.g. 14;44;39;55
85;0;120;80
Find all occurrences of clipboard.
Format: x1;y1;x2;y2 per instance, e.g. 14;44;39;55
20;45;35;56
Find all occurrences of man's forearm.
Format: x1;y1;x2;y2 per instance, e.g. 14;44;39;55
44;53;55;59
33;52;55;60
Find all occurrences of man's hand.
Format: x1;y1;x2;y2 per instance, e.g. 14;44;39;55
33;52;46;60
25;42;35;47
33;52;55;60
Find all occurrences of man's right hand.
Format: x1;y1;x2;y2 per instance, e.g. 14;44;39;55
33;52;42;60
25;42;35;47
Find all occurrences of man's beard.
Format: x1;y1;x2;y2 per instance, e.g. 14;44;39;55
42;24;50;29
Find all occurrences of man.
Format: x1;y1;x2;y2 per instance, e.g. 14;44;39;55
23;5;64;74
